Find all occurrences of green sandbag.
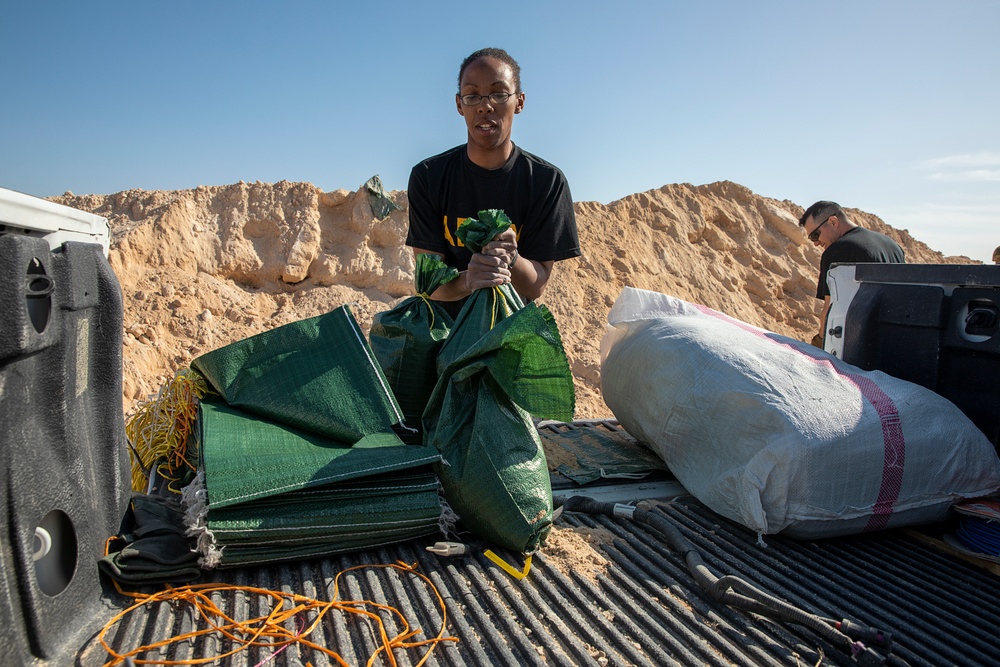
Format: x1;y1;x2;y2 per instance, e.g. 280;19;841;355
364;174;401;220
370;253;458;443
204;469;442;567
436;284;523;374
183;305;448;568
191;305;406;443
205;527;432;567
425;301;575;554
436;210;524;373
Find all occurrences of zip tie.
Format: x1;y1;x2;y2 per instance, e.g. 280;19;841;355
484;550;532;580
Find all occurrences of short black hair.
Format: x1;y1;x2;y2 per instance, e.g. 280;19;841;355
458;47;522;92
799;200;847;227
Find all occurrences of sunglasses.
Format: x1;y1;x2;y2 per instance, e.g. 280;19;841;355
808;215;833;241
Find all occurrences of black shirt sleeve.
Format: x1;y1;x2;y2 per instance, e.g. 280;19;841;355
405;162;447;254
515;162;580;263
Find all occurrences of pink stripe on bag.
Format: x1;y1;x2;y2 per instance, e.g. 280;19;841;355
693;305;904;530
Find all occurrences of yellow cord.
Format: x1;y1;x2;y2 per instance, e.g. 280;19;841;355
125;369;209;492
98;561;457;667
416;292;435;329
489;286;503;329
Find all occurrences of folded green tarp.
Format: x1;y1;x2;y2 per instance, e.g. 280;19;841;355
541;423;669;485
184;305;442;568
190;474;442;567
197;397;438;508
192;304;411;442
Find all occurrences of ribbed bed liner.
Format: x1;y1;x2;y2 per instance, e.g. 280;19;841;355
85;421;1000;667
86;500;999;667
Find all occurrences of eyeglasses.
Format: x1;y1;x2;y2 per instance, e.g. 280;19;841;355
460;92;516;106
808;215;833;241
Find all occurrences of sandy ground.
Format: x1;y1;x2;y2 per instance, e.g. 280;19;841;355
53;178;967;420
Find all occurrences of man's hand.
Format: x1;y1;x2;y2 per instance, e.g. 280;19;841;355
466;229;517;291
482;228;518;268
465;252;511;291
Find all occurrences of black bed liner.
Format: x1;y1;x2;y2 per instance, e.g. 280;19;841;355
79;422;1000;667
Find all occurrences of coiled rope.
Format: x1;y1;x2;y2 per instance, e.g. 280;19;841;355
99;561;457;667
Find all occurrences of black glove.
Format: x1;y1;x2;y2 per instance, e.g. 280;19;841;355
99;493;201;585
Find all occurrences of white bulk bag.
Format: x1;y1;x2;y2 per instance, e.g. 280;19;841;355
601;287;1000;538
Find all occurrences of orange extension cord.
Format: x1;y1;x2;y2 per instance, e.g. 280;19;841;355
99;561;458;667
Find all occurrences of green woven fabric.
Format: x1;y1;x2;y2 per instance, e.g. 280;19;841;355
185;305;444;568
370;253;458;441
364;174;401;220
425;301;575;554
207;477;440;541
437;210;524;373
202;527;435;567
437;284;523;373
455;208;510;251
204;469;441;566
192;305;405;443
423;210;576;554
198;397;440;509
542;425;668;485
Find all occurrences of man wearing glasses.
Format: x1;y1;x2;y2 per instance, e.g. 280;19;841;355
799;200;904;347
406;48;580;318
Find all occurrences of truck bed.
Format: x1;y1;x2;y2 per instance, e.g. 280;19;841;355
78;422;1000;667
7;192;998;667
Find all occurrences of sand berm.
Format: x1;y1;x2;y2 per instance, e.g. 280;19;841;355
52;179;973;420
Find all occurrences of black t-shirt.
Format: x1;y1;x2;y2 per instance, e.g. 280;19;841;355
817;227;905;299
406;144;581;271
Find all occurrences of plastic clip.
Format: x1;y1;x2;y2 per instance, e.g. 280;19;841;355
426;541;469;557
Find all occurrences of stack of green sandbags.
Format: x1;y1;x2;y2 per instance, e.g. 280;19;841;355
183;305;442;568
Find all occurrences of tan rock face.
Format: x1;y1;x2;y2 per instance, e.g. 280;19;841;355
51;179;972;420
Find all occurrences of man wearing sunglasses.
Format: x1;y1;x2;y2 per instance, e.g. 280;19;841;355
799;200;904;347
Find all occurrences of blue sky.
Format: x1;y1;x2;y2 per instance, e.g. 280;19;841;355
2;1;998;261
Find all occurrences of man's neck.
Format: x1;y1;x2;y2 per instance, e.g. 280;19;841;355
466;142;514;170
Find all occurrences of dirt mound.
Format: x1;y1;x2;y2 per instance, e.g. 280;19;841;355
52;179;971;419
